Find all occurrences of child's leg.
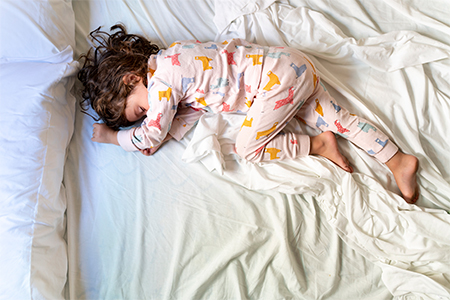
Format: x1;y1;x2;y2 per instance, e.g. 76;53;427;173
235;49;315;163
297;81;419;203
296;81;398;163
236;91;352;171
235;48;351;171
235;82;311;163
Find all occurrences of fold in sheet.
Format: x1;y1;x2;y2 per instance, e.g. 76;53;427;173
182;112;450;298
216;3;450;72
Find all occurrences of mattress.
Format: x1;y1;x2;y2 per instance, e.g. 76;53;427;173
1;0;450;299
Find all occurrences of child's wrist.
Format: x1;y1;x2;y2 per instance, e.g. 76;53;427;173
110;130;119;146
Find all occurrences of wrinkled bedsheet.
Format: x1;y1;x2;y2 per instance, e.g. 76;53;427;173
183;1;450;296
65;0;450;299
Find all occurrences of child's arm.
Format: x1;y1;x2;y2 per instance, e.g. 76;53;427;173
91;123;172;156
117;80;177;152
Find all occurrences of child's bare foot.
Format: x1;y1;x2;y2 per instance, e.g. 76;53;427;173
385;151;419;204
310;132;353;173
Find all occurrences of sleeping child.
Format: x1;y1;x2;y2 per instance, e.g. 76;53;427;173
78;24;419;204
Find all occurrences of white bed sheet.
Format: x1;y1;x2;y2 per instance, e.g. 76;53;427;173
65;0;450;299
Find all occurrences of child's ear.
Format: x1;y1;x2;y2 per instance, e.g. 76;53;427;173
123;73;141;85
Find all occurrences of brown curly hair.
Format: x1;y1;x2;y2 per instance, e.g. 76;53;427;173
78;24;161;130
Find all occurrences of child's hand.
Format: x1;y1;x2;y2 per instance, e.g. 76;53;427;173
91;123;119;145
139;145;161;156
138;134;173;156
139;148;153;156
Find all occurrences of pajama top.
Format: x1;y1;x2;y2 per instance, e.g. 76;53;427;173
117;38;264;151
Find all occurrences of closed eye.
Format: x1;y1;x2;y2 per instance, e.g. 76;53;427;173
132;107;147;122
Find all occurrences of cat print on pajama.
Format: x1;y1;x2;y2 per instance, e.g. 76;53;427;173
117;39;398;163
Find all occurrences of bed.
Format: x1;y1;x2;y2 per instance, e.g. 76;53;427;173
1;0;450;299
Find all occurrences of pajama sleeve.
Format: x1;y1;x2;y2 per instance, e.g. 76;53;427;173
118;80;179;151
168;106;204;141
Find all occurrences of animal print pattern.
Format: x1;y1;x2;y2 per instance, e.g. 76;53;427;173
235;46;398;163
119;39;397;163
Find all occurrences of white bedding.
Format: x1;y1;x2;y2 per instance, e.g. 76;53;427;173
63;0;450;299
2;0;449;299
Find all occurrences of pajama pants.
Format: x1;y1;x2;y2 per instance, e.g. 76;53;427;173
235;47;398;163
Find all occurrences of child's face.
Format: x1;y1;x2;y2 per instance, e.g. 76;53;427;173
125;81;149;122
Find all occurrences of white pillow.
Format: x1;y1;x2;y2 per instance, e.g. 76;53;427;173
0;0;75;62
0;50;78;300
0;0;77;299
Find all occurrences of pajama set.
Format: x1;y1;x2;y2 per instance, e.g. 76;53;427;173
117;39;398;163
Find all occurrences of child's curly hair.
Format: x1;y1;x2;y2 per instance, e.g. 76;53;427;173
78;24;161;130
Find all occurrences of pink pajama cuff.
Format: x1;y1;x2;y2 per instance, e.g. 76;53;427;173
374;140;398;163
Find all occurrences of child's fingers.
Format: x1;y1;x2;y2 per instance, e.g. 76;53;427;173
139;149;152;156
91;123;111;143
